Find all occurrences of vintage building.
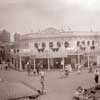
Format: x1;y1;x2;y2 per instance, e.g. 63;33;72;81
0;30;11;62
13;27;100;70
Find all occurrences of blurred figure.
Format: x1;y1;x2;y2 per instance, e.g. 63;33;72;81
5;59;10;70
77;64;81;74
94;69;99;84
68;64;72;72
2;60;5;70
89;62;93;73
40;69;45;94
64;64;69;76
5;62;8;71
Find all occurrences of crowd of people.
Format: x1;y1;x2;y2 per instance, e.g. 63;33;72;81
25;60;45;94
0;57;99;97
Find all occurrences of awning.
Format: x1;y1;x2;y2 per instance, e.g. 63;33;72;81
0;81;39;100
35;51;68;58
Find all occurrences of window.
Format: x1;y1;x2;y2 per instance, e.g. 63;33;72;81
87;41;90;46
82;41;85;45
57;42;61;47
64;41;69;48
49;42;53;48
92;40;95;45
42;42;46;48
77;41;80;47
34;43;38;48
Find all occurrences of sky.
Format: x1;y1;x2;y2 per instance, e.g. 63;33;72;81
0;0;100;36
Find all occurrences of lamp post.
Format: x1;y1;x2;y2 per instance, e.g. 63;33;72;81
30;54;36;72
17;49;22;71
77;47;80;66
19;54;22;71
45;50;50;70
47;50;50;71
96;34;99;67
87;46;90;68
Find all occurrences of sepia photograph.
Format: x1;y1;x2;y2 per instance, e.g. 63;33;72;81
0;0;100;100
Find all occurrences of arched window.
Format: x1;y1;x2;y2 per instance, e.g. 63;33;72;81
42;42;46;48
87;41;90;46
91;40;95;50
64;41;69;48
77;41;80;47
57;42;61;48
92;40;95;46
34;43;38;48
82;41;85;45
49;42;53;48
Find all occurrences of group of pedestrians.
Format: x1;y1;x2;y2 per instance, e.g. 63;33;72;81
26;61;44;76
26;61;45;94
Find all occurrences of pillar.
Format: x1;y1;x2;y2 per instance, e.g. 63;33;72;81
48;58;50;70
34;58;36;71
62;57;65;70
96;44;98;67
88;55;89;68
19;55;22;71
78;54;80;65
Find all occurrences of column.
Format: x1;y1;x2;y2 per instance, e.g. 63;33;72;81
77;47;80;66
96;40;98;67
87;47;90;68
88;55;89;68
34;58;36;71
19;55;22;71
78;54;80;65
48;58;50;70
62;57;65;70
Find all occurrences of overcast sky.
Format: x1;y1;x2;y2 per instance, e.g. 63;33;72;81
0;0;100;35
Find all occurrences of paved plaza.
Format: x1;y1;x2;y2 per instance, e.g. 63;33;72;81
0;68;99;100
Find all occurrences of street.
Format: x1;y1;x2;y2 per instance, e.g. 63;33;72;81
0;68;99;100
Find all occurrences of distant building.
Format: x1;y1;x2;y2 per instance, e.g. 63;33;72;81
14;27;100;70
0;30;11;61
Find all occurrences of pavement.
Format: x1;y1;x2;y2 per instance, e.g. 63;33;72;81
0;68;99;100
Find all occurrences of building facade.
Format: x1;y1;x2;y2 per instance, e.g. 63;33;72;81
13;27;100;70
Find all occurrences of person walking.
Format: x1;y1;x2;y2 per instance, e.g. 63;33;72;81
64;64;69;76
40;69;45;94
94;69;99;84
77;64;81;74
89;62;93;73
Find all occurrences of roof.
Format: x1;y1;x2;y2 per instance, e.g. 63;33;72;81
41;27;60;34
20;27;100;40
